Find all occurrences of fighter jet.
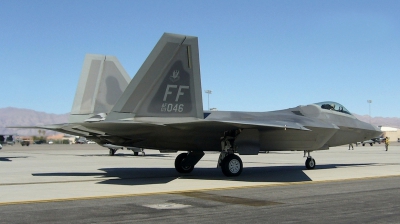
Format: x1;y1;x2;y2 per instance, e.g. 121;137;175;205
71;33;382;177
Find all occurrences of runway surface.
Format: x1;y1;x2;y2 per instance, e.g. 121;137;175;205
1;143;399;223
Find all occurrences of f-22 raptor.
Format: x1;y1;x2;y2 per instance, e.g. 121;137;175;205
75;33;382;177
10;33;381;176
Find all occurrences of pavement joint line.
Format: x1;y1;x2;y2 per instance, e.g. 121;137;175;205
1;174;400;206
0;179;103;186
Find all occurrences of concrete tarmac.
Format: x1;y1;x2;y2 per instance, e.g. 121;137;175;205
0;143;400;223
0;142;398;204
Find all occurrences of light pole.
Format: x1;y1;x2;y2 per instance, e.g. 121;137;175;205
205;90;212;110
367;100;372;123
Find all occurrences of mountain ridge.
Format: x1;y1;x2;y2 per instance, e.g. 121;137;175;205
0;107;69;136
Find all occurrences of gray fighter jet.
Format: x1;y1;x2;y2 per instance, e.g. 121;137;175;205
74;33;382;177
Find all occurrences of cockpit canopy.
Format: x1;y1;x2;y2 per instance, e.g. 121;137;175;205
315;101;352;115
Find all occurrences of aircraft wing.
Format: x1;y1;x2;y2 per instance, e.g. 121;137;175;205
7;124;100;137
7;124;67;130
165;119;311;131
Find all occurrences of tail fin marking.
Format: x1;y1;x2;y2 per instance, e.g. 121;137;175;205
107;33;203;120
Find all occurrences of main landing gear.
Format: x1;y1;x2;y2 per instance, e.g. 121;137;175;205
174;153;194;173
218;152;243;177
174;151;205;174
173;129;316;176
173;151;244;177
173;129;244;177
217;130;243;176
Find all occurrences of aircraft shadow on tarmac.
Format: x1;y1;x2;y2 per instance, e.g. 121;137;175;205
31;162;375;186
0;156;29;162
76;153;173;158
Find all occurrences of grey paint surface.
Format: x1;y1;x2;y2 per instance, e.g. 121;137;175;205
107;33;203;120
70;54;131;123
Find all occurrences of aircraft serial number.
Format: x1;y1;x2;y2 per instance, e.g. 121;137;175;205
161;103;184;112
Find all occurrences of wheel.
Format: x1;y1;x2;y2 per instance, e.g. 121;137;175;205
109;148;115;156
133;152;139;156
362;144;365;146
369;143;373;146
174;153;194;173
305;158;316;169
221;154;243;177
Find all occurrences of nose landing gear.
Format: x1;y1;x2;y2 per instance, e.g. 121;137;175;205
304;151;316;169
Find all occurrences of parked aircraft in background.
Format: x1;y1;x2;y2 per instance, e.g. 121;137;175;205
0;134;15;146
372;137;385;143
11;33;382;176
358;137;385;146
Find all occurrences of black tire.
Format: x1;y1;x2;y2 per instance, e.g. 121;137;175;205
362;144;365;146
305;158;316;169
370;143;373;146
174;153;194;173
221;154;243;177
109;149;115;156
133;152;139;156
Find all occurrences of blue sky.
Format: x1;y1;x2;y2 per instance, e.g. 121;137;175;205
1;0;399;117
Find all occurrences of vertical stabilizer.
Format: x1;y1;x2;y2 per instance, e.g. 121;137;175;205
69;54;131;123
107;33;203;121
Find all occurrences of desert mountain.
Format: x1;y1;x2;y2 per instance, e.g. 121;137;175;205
0;107;69;136
354;114;400;129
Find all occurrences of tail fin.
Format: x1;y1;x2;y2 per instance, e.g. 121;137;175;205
69;54;131;123
107;33;203;121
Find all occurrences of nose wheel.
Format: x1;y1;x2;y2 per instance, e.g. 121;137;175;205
305;157;316;169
